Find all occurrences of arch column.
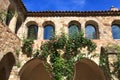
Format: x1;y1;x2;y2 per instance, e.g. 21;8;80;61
37;24;43;40
62;22;69;35
81;20;85;36
9;12;18;33
19;58;52;80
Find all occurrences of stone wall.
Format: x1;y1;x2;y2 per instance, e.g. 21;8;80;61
0;0;10;10
0;23;22;80
0;23;21;60
18;16;120;53
0;0;120;80
0;0;25;34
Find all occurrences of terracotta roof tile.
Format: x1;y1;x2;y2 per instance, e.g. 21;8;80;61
26;10;120;17
16;0;120;17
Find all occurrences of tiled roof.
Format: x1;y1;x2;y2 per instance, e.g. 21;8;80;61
27;10;120;17
17;0;120;17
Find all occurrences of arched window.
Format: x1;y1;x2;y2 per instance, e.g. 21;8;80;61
112;25;120;39
68;21;80;37
6;4;15;25
69;24;79;37
85;25;97;39
27;25;38;40
44;25;54;40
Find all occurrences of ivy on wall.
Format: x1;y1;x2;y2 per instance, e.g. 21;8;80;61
37;32;96;80
0;10;14;23
100;44;120;80
111;45;120;79
0;10;6;23
21;32;120;80
99;47;112;79
22;38;34;57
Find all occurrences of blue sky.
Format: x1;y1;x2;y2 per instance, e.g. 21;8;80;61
22;0;120;11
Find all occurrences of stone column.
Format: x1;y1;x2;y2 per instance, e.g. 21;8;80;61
81;20;85;37
9;13;18;33
37;24;43;40
8;66;20;80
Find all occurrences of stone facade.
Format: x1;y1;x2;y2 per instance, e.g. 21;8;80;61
0;0;10;10
18;16;120;64
0;0;120;80
0;23;21;60
0;23;21;80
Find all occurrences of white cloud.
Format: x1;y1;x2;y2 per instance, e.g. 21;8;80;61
72;0;86;6
23;0;87;11
52;0;86;10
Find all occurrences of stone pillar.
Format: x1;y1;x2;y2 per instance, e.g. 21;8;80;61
61;20;68;35
108;54;118;80
37;24;43;40
9;13;18;33
100;17;112;40
81;20;85;37
8;66;20;80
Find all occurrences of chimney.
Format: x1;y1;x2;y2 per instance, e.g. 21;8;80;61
110;6;119;11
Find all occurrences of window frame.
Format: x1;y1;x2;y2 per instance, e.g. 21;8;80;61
85;24;98;39
27;25;38;40
43;24;55;40
112;24;120;39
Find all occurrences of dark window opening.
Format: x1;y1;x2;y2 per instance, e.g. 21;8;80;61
112;25;120;39
44;25;54;40
69;24;79;37
85;25;97;39
27;25;38;40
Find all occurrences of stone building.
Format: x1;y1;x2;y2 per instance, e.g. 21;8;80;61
0;0;120;80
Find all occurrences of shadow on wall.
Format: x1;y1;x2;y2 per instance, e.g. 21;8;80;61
19;58;52;80
19;58;106;80
0;54;106;80
0;52;15;80
73;58;106;80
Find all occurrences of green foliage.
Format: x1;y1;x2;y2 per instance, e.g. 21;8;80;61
15;49;20;57
52;57;64;80
99;48;112;79
0;10;6;23
112;45;120;78
101;44;120;79
38;32;96;80
22;38;34;57
28;27;37;40
33;49;40;58
0;10;14;23
16;61;21;68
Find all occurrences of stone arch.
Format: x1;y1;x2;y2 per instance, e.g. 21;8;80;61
43;21;55;40
6;4;15;25
19;58;52;80
68;20;81;36
26;21;39;39
85;20;99;39
42;21;55;27
0;52;15;80
68;20;81;30
73;58;105;80
112;20;120;25
111;20;120;39
26;21;38;27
